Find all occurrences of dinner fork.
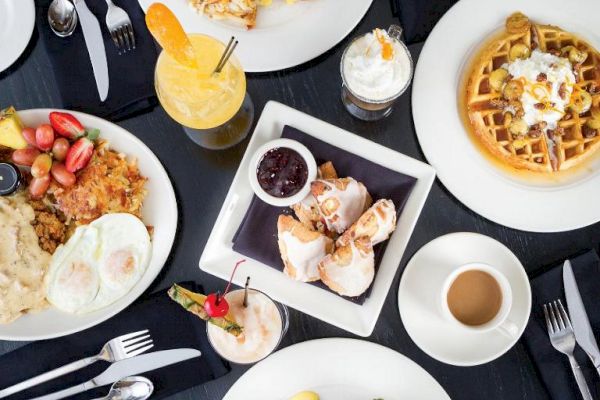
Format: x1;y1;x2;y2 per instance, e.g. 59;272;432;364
0;329;153;399
544;300;593;400
104;0;135;53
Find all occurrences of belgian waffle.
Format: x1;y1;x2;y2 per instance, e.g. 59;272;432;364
464;12;600;173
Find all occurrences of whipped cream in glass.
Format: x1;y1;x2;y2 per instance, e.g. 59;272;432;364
342;29;412;102
340;26;413;121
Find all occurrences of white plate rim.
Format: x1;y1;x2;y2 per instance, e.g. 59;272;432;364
0;0;35;73
224;337;451;400
0;109;178;341
199;100;436;337
398;232;532;366
412;0;600;232
137;0;374;73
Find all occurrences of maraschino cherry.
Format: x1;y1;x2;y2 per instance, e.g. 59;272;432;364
204;259;246;318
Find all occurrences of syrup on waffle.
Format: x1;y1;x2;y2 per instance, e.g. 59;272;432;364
463;12;600;173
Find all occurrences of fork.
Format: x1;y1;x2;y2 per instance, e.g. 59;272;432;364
544;300;593;400
0;329;153;398
104;0;135;53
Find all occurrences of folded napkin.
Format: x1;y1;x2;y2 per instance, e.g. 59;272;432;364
36;0;158;121
0;282;229;400
522;250;600;400
232;125;417;304
391;0;458;44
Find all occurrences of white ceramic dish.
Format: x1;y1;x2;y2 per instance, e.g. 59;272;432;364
137;0;373;72
398;232;531;366
412;0;600;232
0;0;35;73
0;109;178;341
224;338;450;400
248;138;317;207
200;101;435;337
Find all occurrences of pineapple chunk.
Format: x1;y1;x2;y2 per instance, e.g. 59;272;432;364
0;107;27;149
168;284;243;337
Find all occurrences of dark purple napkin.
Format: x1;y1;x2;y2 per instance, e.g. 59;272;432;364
232;125;417;304
0;282;229;400
522;250;600;399
36;0;158;121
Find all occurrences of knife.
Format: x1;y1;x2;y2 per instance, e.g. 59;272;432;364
564;259;600;376
31;348;201;400
72;0;109;101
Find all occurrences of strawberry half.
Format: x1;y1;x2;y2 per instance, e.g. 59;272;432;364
49;112;85;140
65;137;94;173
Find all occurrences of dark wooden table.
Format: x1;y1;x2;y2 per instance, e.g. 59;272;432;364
2;0;598;398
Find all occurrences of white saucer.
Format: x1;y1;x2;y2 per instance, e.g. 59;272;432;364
398;232;531;366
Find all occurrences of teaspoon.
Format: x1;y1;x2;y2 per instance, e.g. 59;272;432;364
48;0;78;37
92;376;154;400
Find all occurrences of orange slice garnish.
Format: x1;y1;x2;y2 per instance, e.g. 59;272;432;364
145;3;197;69
375;29;394;61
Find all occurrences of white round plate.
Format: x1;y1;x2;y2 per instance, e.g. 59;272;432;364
224;338;450;400
398;232;531;366
0;0;35;73
0;109;177;340
412;0;600;232
138;0;373;73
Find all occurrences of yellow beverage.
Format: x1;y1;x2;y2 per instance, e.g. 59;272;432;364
155;34;246;130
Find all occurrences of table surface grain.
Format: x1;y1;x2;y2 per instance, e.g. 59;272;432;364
2;0;598;398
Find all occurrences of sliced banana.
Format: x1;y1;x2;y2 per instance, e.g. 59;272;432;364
506;12;531;34
562;45;588;64
503;80;524;101
489;68;509;92
509;43;531;61
509;118;528;136
570;91;593;114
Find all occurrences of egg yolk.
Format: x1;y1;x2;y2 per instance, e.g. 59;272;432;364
104;249;137;284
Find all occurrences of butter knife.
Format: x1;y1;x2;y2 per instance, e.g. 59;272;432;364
563;259;600;376
31;348;201;400
73;0;109;101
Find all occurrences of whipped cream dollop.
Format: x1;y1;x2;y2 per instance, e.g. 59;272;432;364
505;49;576;129
342;29;412;101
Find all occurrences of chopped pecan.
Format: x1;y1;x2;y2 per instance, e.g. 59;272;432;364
534;103;546;110
555;127;565;136
532;121;548;130
489;98;509;109
549;48;561;56
558;82;567;100
534;156;544;163
528;129;542;138
583;125;598;138
588;82;600;95
563;113;572;120
506;74;514;81
536;72;547;82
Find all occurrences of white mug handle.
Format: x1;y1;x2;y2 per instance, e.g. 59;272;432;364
497;318;519;338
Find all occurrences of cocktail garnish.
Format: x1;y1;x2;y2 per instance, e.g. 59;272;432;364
204;259;246;318
375;29;394;61
145;3;198;69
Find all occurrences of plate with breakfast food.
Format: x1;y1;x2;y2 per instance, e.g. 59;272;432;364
0;0;35;73
413;0;600;232
223;338;450;400
137;0;373;72
200;101;435;337
0;108;177;340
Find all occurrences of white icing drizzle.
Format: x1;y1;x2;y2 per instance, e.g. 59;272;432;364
280;231;329;282
320;241;375;297
315;178;368;234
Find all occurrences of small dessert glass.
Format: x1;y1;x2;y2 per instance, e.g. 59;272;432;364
206;288;289;365
340;25;414;121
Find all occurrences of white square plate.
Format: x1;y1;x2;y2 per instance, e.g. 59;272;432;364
200;101;435;336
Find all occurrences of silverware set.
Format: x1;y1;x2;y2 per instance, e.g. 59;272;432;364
0;329;201;400
543;260;600;400
47;0;136;101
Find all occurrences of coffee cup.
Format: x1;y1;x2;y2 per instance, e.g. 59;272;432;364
440;262;518;337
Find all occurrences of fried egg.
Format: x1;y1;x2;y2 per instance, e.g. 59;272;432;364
46;213;152;314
